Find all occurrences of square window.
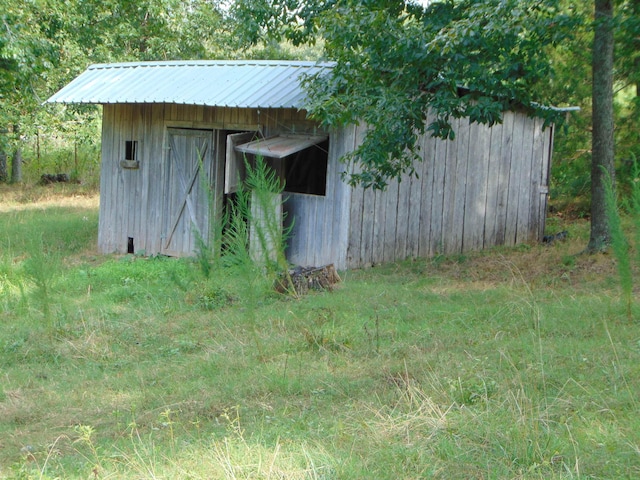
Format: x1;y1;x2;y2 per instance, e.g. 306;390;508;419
283;140;328;196
125;140;138;161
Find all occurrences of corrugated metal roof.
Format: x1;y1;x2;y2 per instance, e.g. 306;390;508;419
46;60;334;109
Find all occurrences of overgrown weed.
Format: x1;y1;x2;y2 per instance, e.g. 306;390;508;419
602;158;640;320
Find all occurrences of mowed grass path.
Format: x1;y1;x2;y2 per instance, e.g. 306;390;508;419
0;184;639;479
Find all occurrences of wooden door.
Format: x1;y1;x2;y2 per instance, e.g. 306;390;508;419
225;131;256;194
162;128;215;256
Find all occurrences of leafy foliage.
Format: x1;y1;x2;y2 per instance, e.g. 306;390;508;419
0;0;230;181
301;0;577;188
0;0;63;148
230;0;336;47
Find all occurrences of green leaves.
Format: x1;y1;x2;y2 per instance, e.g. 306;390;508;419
302;0;577;189
230;0;337;47
1;0;231;162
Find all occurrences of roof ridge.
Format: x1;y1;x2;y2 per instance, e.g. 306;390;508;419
88;60;335;70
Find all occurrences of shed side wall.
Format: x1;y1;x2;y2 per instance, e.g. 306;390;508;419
346;112;553;269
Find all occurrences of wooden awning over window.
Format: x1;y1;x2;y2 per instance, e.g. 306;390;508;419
234;134;327;159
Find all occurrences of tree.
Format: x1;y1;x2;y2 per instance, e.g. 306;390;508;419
0;0;230;181
0;150;7;183
617;0;640;97
233;0;576;189
588;0;615;251
231;0;631;254
587;0;615;251
0;0;61;133
615;0;640;175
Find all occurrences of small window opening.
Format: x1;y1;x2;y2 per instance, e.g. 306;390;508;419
127;237;134;254
125;141;138;161
283;140;329;196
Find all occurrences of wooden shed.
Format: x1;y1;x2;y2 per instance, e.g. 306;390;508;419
48;60;556;270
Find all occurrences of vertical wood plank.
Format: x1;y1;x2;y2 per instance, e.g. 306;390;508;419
394;167;413;261
317;141;335;266
418;118;436;258
194;105;204;124
529;117;549;243
360;186;376;267
382;178;399;264
463;121;491;252
98;105;115;253
354;126;376;268
515;115;536;244
441;119;460;254
446;118;471;253
482;117;503;248
138;105;151;253
371;187;386;265
148;103;166;254
441;118;458;254
116;104;133;253
346;126;365;268
330;126;354;270
491;111;514;246
504;113;525;245
129;105;143;252
429;136;447;255
406;130;427;260
538;124;554;240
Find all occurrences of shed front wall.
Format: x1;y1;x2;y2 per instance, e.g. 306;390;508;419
98;103;349;262
346;110;553;269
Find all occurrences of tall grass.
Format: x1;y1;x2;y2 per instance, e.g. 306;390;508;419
1;188;639;479
194;156;295;307
603;158;640;320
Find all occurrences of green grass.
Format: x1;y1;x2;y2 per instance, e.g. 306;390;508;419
1;186;639;478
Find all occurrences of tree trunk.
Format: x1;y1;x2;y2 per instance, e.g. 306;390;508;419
588;0;615;252
11;147;23;184
631;0;640;97
0;151;7;183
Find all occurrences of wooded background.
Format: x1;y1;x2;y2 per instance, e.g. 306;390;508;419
1;0;637;217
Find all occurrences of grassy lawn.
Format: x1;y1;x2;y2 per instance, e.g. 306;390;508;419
0;184;639;479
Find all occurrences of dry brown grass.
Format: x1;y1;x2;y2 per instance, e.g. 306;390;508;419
423;222;620;295
0;184;99;212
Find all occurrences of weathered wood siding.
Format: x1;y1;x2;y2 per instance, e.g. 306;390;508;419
346;111;553;269
99;103;552;270
283;126;354;269
98;103;318;256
